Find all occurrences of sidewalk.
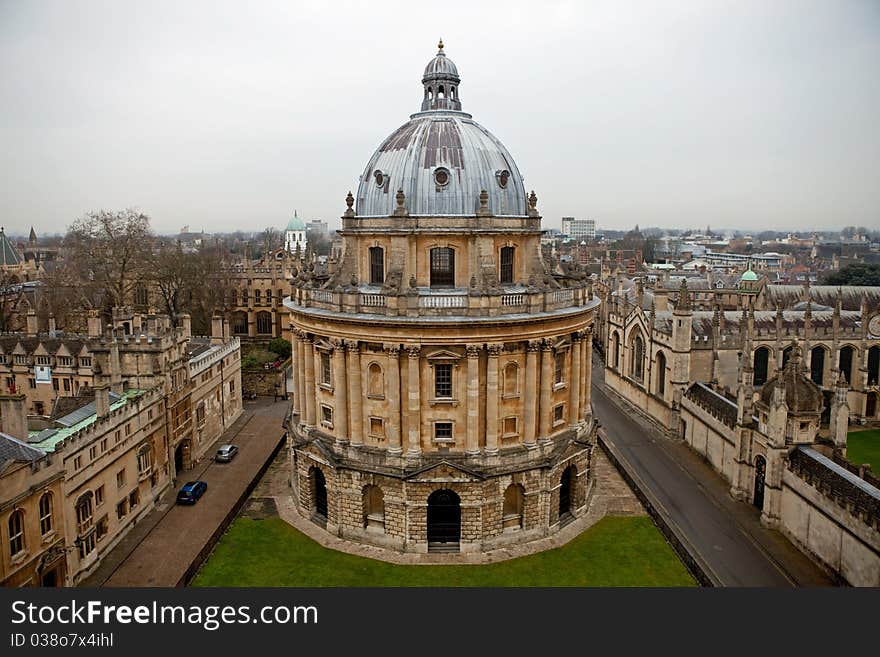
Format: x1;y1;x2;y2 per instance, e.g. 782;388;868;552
83;398;288;587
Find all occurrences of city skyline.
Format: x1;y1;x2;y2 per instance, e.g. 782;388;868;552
1;1;878;235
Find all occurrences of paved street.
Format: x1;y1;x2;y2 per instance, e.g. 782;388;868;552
592;354;833;586
84;398;288;587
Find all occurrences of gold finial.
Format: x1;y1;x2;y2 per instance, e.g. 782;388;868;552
438;38;444;51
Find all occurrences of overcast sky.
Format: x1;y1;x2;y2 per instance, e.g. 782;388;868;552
1;0;878;236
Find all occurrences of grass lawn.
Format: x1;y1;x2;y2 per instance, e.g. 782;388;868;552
193;515;696;587
847;429;880;473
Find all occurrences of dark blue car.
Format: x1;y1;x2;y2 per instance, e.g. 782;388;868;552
176;481;208;505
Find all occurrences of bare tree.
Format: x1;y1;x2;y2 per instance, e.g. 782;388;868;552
65;209;153;314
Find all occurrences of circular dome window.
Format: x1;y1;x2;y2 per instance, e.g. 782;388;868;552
496;169;510;189
374;170;385;187
434;167;450;187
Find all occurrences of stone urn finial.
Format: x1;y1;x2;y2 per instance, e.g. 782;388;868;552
344;191;355;217
393;189;409;217
528;190;539;216
477;189;490;216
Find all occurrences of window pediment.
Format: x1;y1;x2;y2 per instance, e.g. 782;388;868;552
425;349;461;362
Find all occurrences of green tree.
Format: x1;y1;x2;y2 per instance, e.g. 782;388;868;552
822;263;880;286
268;337;292;360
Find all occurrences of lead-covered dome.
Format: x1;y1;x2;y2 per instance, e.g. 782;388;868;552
355;42;528;218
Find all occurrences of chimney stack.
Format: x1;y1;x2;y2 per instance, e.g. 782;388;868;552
26;309;38;336
181;313;192;338
211;314;224;345
94;383;110;418
0;394;29;441
48;314;57;336
87;311;103;338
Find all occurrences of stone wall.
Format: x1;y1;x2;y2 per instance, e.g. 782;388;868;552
781;449;880;586
242;365;289;398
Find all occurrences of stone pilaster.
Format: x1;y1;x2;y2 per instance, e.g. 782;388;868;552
569;333;582;429
291;332;301;416
523;340;539;448
485;344;501;454
583;327;593;420
347;342;363;446
332;339;349;445
466;344;480;455
406;345;422;456
539;340;553;441
386;345;402;454
303;334;316;428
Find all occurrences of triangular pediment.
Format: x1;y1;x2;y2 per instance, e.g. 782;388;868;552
424;349;461;361
405;460;484;482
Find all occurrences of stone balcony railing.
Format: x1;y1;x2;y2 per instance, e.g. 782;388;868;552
286;284;595;318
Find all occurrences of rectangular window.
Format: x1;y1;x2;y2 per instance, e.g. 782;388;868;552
100;439;107;452
29;378;36;389
116;500;128;520
434;422;453;443
116;469;126;489
500;246;515;284
73;456;82;470
321;352;332;385
434;364;453;398
115;430;121;444
36;355;50;365
196;402;206;427
554;351;565;385
95;485;104;506
57;356;73;367
79;357;92;368
52;378;59;391
553;404;565;425
78;532;96;559
9;512;24;555
369;417;385;437
125;423;131;436
430;247;455;287
503;416;518;436
63;379;71;392
129;489;140;510
369;246;384;285
39;495;53;535
96;516;109;540
89;445;97;460
321;405;333;427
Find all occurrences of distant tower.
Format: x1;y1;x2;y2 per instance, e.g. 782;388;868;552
285;211;307;253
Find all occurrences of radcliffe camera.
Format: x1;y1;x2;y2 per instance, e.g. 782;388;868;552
0;0;879;625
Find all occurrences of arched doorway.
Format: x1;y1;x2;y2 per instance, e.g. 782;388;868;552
867;392;877;418
559;465;575;522
753;347;770;386
174;442;185;473
312;468;327;521
753;456;766;510
310;468;327;522
427;489;461;551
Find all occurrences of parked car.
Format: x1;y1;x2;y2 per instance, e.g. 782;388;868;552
176;481;208;505
215;444;239;463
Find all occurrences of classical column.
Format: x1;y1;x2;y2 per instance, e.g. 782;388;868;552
485;344;501;454
347;342;363;446
523;340;539;448
406;346;422;456
313;343;324;429
386;345;402;454
539;340;553;441
466;344;480;455
569;333;582;429
297;333;307;423
583;327;593;419
303;335;316;428
291;332;301;416
332;339;349;444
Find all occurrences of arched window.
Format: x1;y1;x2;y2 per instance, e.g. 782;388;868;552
256;311;272;335
438;85;445;99
369;246;384;285
612;332;621;370
502;484;525;531
868;346;879;386
631;334;645;381
232;311;248;335
254;289;261;305
430;247;455;287
241;289;249;304
503;362;519;396
368;362;384;397
75;492;93;533
39;492;53;535
500;246;515;284
810;346;826;386
655;351;667;396
839;346;855;385
753;347;770;386
134;283;148;307
266;289;273;304
363;485;385;533
229;289;237;306
782;345;793;369
8;509;24;556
